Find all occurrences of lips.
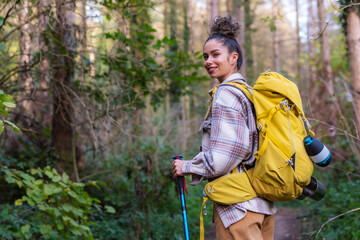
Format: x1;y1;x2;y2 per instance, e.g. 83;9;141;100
207;66;217;73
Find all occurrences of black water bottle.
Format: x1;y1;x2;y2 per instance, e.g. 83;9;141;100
304;135;332;167
298;177;327;201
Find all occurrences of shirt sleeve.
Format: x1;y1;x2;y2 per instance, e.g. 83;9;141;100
182;85;253;178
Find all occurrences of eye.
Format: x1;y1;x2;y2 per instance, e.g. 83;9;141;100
203;55;208;60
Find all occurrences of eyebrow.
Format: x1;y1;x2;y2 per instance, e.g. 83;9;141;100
203;49;221;55
210;49;221;53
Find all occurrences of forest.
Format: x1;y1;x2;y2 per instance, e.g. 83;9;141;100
0;0;359;239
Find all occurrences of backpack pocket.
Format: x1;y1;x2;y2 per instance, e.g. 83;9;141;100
253;138;295;188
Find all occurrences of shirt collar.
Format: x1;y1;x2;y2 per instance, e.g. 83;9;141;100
222;73;246;83
208;73;247;96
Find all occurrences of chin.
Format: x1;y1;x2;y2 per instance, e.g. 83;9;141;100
209;73;218;79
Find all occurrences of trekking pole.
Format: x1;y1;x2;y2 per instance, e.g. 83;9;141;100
172;154;190;240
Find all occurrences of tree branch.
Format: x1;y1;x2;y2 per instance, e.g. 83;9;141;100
0;0;20;32
307;208;360;239
313;1;360;40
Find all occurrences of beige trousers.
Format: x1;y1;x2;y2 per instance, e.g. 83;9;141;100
214;208;275;240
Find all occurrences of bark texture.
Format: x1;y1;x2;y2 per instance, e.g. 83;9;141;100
295;0;301;78
317;0;334;97
317;0;336;130
308;0;317;101
347;8;360;134
209;0;219;88
210;0;219;19
234;0;246;76
272;0;280;71
51;0;77;179
18;0;32;112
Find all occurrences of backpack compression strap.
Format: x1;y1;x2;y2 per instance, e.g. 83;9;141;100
204;82;253;120
200;196;208;240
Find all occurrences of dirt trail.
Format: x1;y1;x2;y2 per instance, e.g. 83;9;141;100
205;208;303;240
274;208;303;240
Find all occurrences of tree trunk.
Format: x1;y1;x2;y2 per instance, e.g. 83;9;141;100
183;0;190;53
308;0;317;102
317;0;336;131
181;0;190;152
18;0;33;113
347;7;360;134
187;0;194;55
317;0;334;97
226;0;232;13
295;0;301;79
209;0;219;88
234;0;246;77
163;0;169;37
163;0;170;113
244;0;254;80
210;0;219;19
272;0;280;72
77;0;87;84
52;0;77;180
38;0;50;104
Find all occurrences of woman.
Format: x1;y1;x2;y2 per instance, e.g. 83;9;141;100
172;15;276;240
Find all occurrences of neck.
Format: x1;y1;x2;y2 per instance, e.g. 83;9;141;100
218;71;238;83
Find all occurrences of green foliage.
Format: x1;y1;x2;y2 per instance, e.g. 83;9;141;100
260;16;277;32
278;169;360;240
0;166;108;239
0;141;56;176
80;116;212;239
0;90;20;134
93;29;206;110
83;1;207;116
301;178;360;239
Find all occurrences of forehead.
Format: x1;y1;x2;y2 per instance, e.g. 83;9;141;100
203;39;227;53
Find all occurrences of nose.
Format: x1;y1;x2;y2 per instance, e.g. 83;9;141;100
204;57;212;66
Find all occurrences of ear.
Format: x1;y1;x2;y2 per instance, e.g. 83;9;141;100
231;52;239;65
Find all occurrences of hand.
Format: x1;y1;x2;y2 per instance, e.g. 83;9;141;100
172;160;185;177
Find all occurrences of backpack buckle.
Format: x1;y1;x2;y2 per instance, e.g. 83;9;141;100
257;123;263;131
280;99;288;109
281;99;291;111
287;159;294;166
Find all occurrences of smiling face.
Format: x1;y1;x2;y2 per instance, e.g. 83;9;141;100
203;39;239;83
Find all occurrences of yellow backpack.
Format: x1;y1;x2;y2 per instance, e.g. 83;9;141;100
199;72;315;240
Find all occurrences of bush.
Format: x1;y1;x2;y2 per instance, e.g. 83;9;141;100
0;166;111;239
304;179;360;240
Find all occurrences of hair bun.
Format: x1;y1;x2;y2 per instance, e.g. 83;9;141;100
209;14;241;39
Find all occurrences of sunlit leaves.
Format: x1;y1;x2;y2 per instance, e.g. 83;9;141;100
0;91;20;133
1;166;111;239
260;16;277;32
14;199;22;206
104;205;116;213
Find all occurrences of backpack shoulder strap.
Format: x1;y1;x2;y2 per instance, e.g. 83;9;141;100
204;81;254;120
221;82;253;103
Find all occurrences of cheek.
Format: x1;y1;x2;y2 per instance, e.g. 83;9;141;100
217;57;228;67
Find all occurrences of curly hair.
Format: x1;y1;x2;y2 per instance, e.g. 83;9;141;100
205;14;243;70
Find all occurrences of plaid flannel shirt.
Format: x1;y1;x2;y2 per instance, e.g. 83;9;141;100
182;73;276;228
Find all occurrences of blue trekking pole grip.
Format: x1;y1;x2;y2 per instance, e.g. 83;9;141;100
173;154;190;240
